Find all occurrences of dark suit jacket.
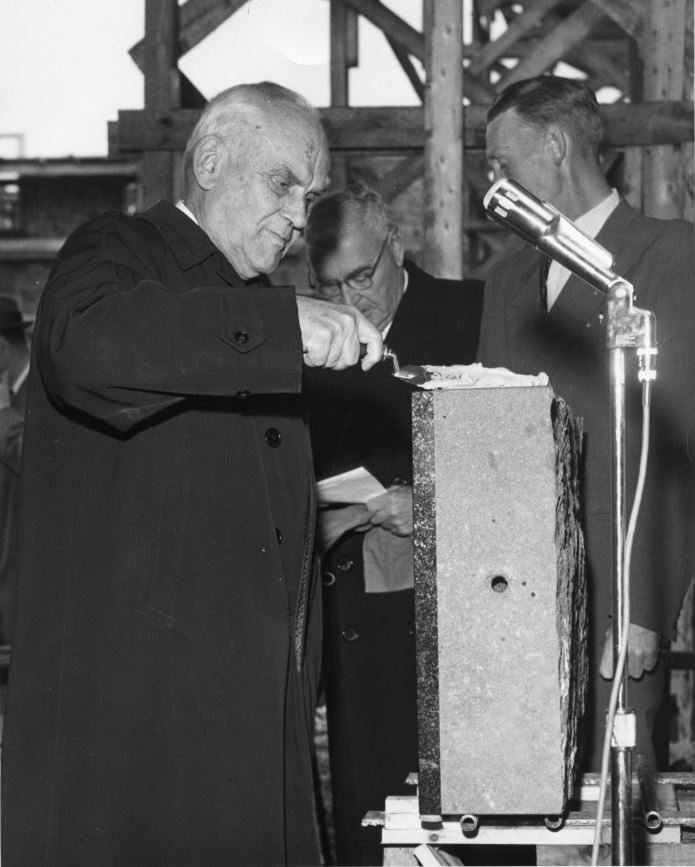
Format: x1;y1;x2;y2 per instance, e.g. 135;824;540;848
479;199;695;644
304;260;483;866
307;260;484;484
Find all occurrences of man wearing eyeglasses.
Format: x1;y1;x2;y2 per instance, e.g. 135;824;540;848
303;182;483;866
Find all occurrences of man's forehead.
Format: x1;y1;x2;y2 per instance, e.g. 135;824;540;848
257;111;328;180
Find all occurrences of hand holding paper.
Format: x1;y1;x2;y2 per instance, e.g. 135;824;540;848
365;484;413;537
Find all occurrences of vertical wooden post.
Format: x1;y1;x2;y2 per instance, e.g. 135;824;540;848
641;0;690;219
142;0;182;207
423;0;463;279
329;0;358;191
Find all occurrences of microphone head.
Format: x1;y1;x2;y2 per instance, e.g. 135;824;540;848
483;178;556;248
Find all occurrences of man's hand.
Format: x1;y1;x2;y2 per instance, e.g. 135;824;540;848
317;504;372;553
599;622;662;680
365;485;413;537
296;296;383;371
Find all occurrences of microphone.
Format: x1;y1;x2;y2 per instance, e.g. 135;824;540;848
483;178;620;295
484;177;657;386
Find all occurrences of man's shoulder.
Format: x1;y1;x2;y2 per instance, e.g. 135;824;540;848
62;204;167;252
57;201;210;272
609;200;693;248
485;242;539;288
405;259;483;295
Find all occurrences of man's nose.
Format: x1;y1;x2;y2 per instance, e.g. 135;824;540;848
283;191;309;229
337;284;363;306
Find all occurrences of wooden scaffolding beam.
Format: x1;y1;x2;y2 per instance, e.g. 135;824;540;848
423;0;463;278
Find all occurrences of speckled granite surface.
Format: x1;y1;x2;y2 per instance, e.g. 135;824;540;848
412;386;587;817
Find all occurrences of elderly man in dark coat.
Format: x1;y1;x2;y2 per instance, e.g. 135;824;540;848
1;82;382;867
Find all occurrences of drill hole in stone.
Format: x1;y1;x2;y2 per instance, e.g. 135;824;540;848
491;575;509;593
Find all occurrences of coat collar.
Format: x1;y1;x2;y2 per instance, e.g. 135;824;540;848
137;201;246;285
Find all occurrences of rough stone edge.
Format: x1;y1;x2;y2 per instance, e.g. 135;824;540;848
553;395;588;806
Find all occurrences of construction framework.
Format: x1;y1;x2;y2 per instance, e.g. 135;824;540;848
109;0;695;769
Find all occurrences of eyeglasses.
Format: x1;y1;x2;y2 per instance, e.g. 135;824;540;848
309;230;393;299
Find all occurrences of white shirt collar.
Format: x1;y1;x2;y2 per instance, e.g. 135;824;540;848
546;188;620;309
12;361;30;394
574;188;621;237
382;267;408;340
176;200;199;225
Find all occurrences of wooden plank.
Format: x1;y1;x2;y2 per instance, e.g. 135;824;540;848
141;151;182;209
130;0;248;72
0;159;138;177
330;1;352;106
423;0;463;279
564;42;627;91
144;0;180;118
112;101;694;155
641;0;690;219
500;1;606;86
588;0;645;40
467;0;566;76
374;155;425;202
341;0;424;60
538;843;695;866
383;847;419;866
0;238;65;260
387;38;425;102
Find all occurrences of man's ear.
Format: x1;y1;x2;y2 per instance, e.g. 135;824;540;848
191;135;225;191
545;125;567;166
390;227;405;266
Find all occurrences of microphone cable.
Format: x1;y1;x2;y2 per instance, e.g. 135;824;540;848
591;386;652;866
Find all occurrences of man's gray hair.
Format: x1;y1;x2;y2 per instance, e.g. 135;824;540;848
182;81;321;189
305;181;393;267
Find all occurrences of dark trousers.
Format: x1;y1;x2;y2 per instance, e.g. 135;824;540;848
321;534;418;866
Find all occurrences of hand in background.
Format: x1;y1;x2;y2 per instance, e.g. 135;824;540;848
599;622;662;680
365;484;413;537
317;504;373;554
296;296;383;371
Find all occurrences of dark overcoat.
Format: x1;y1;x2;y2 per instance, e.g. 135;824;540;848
479;199;695;767
2;202;322;866
304;262;483;865
0;379;25;645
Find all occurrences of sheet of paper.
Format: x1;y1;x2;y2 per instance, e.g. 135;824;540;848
316;466;386;506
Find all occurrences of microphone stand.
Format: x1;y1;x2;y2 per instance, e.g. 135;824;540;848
605;280;656;866
483;179;658;864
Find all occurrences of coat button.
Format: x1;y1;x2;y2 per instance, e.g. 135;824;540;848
236;389;251;399
275;528;282;545
341;626;359;642
234;330;250;344
265;427;281;447
322;571;336;587
336;557;353;572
